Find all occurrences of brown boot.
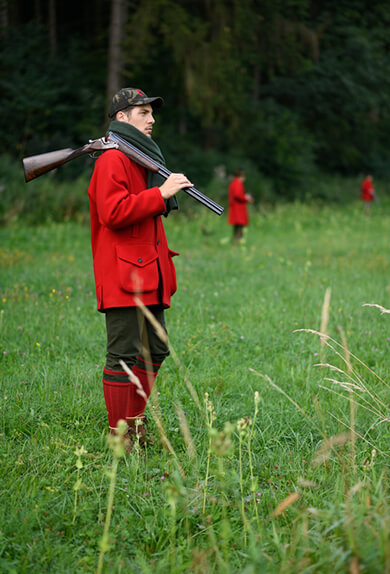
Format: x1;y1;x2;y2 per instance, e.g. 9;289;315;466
108;425;133;453
126;415;148;447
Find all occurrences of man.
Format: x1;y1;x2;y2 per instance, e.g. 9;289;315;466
361;175;375;214
227;169;253;244
88;87;192;448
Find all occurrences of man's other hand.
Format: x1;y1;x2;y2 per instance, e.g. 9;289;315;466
159;173;193;199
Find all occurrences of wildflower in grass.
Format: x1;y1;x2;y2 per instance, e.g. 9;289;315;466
204;392;216;422
164;472;187;566
97;419;127;574
363;449;376;472
237;416;251;440
237;416;251;539
239;392;261;528
73;445;87;524
210;422;235;457
203;392;216;514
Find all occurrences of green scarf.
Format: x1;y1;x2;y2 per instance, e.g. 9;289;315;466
107;120;178;216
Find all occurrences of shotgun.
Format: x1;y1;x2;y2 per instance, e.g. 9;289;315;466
22;133;224;216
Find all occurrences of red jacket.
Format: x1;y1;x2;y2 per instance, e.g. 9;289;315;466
361;177;375;202
88;149;178;311
227;177;250;226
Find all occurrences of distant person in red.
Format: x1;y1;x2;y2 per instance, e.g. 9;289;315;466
227;169;254;244
361;175;375;214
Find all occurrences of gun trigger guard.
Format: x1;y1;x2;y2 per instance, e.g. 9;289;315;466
104;141;119;150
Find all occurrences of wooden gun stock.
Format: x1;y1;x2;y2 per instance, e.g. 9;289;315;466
22;139;118;183
23;148;78;182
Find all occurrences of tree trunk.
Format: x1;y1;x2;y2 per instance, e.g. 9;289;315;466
34;0;42;26
48;0;56;57
106;0;127;115
0;0;8;41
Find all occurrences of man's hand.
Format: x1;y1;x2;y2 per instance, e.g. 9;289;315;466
159;173;193;199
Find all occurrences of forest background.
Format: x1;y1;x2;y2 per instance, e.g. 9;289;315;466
1;0;390;223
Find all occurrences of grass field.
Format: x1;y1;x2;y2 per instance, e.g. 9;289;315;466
1;199;389;573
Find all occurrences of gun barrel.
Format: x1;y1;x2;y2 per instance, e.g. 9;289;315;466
22;135;224;216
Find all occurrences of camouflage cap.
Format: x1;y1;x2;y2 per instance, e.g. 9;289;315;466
108;88;164;118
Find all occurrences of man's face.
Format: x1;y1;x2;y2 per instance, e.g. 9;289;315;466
120;104;155;137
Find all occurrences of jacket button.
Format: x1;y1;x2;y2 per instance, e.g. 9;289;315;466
157;240;160;245
138;258;143;263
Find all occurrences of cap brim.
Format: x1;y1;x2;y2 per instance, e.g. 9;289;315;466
108;95;164;118
142;97;164;109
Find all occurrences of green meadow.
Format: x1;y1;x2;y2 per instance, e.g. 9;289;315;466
1;200;389;573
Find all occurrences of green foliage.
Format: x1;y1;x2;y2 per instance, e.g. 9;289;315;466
1;149;389;226
238;99;316;196
0;23;106;158
0;155;91;225
271;28;390;175
2;1;390;199
1;204;390;572
123;0;250;131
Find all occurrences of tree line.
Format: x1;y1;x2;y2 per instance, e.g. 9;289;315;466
1;0;390;199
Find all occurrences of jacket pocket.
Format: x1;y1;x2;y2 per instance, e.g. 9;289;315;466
116;244;159;294
168;249;179;296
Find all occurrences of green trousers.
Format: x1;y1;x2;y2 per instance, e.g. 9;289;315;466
104;305;170;373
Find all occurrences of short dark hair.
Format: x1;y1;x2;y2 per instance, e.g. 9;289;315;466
116;106;135;118
234;169;244;178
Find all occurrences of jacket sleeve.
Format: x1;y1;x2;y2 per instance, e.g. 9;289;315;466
91;150;166;229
